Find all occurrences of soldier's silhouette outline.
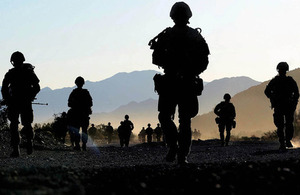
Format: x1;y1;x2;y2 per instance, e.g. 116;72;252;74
1;51;40;157
214;93;236;146
138;127;146;143
67;76;93;151
154;123;163;142
105;122;114;144
88;123;97;141
145;123;153;143
52;111;68;143
265;62;299;150
117;121;125;147
149;2;209;164
121;114;134;147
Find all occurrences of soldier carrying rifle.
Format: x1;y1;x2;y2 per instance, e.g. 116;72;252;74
1;51;40;157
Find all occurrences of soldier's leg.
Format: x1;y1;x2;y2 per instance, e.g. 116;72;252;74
7;105;20;157
285;112;295;147
21;103;35;155
81;117;89;151
158;94;177;162
273;111;285;148
218;123;225;146
125;133;131;147
178;116;192;162
225;123;232;146
177;94;199;163
159;111;178;161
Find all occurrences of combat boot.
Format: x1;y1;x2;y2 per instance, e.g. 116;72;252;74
177;155;188;165
279;143;286;151
286;140;293;148
10;145;20;158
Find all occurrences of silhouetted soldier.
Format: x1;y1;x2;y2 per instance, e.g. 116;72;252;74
154;123;163;142
265;62;299;150
138;127;146;143
105;122;114;144
214;94;236;146
149;2;209;164
122;114;134;147
1;51;40;157
88;124;97;141
53;112;68;143
145;123;153;143
117;121;125;147
192;129;201;140
67;76;93;151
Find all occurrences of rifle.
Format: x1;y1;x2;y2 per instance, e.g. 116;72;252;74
32;102;48;106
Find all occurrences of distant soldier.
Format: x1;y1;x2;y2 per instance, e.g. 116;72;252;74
52;112;68;143
154;123;163;142
67;76;93;151
88;124;97;141
149;2;209;164
192;129;201;140
214;93;236;146
105;122;114;144
138;127;146;143
145;123;154;143
117;121;125;147
122;115;134;147
1;51;40;157
265;62;299;150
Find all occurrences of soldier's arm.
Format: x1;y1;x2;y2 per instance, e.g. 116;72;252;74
68;91;75;108
232;104;236;119
1;73;10;101
264;82;272;98
30;72;40;100
214;103;221;116
292;79;299;101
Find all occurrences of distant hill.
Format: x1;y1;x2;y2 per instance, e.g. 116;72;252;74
0;70;260;133
33;70;160;122
192;68;300;140
90;76;260;135
90;98;159;134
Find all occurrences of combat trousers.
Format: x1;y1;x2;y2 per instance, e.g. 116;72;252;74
7;101;34;147
158;92;198;161
273;107;295;145
218;121;232;145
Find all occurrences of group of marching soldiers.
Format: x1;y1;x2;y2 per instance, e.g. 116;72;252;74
1;2;299;165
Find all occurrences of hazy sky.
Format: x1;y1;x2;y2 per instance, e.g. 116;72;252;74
1;0;300;89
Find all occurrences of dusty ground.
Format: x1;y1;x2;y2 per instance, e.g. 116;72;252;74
1;130;300;194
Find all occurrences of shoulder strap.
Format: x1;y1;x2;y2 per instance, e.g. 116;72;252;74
148;27;171;48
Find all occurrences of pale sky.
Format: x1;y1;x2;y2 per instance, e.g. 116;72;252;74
1;0;300;89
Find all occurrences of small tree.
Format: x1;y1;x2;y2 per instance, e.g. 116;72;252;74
0;100;9;131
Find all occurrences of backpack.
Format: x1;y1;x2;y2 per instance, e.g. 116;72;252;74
148;26;210;75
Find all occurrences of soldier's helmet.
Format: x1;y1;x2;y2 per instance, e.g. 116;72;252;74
223;93;231;101
170;2;192;21
276;62;289;72
125;115;129;120
75;76;85;86
10;51;25;65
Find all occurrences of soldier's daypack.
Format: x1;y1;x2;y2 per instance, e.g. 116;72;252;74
148;26;210;75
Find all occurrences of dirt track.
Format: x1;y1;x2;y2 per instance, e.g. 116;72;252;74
1;137;300;194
